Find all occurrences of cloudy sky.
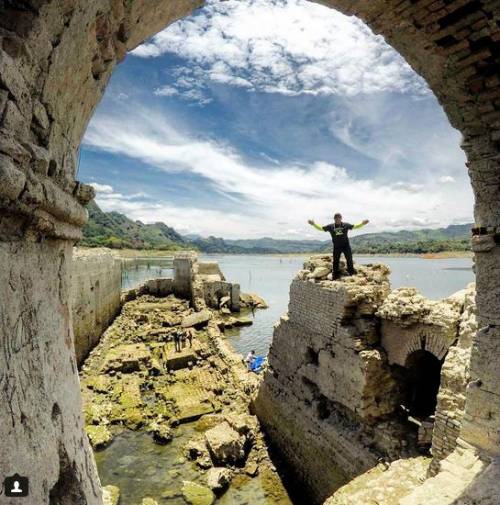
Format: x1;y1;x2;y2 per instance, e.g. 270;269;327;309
80;0;473;240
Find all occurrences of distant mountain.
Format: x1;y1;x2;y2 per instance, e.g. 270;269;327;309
81;201;191;250
349;223;472;254
199;224;472;254
224;237;327;253
189;236;261;254
80;202;472;254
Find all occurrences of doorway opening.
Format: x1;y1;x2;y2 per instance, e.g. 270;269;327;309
403;350;443;420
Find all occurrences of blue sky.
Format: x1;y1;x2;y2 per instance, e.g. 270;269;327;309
80;0;473;239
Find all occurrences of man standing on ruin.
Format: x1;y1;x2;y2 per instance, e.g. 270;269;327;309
173;329;182;352
186;328;195;348
308;213;369;279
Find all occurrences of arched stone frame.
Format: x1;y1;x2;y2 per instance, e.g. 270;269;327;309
0;1;499;503
384;331;451;367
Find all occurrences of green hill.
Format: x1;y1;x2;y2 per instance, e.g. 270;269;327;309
349;224;471;254
80;202;471;254
81;201;192;250
225;237;327;253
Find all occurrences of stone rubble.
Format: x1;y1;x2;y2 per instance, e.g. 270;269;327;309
205;467;233;491
80;280;289;502
102;485;120;505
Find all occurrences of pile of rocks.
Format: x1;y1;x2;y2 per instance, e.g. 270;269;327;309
297;254;391;290
184;412;270;500
80;288;287;504
80;293;253;449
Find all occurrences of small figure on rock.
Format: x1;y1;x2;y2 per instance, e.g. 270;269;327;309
173;329;182;352
186;327;195;348
308;213;369;280
244;350;256;371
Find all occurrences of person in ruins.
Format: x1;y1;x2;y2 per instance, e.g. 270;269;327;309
186;327;195;348
308;213;369;280
173;329;182;352
245;350;256;371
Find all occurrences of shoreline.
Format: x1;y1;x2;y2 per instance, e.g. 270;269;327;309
75;247;473;260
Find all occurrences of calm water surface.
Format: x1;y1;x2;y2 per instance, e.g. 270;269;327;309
95;425;292;505
121;257;174;290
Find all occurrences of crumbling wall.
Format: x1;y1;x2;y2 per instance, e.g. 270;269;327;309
429;285;476;475
377;288;463;366
172;254;240;312
71;248;122;365
256;255;476;504
255;259;414;503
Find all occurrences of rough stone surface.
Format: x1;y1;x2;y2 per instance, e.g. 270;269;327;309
256;257;478;504
72;248;122;365
378;287;463;365
205;421;246;464
2;1;500;503
205;467;232;491
325;456;430;505
182;309;213;329
182;481;216;505
102;485;120;505
0;241;101;503
141;499;159;505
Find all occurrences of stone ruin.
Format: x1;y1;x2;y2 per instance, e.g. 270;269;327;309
1;1;500;503
255;254;478;504
122;253;241;314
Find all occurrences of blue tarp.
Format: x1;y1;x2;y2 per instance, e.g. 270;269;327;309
250;356;265;372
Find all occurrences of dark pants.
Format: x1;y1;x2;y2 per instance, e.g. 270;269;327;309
333;244;354;277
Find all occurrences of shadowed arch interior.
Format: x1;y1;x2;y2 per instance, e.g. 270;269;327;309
404;349;444;419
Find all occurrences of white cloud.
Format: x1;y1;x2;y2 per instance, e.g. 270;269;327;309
90;182;114;193
132;0;428;102
439;175;455;183
84;106;473;239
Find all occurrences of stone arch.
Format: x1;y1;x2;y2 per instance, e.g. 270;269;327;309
384;332;451;367
1;1;499;503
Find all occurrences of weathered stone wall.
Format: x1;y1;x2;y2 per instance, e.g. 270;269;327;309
0;240;101;504
378;288;464;366
173;255;196;300
71;248;122;365
429;285;477;475
256;256;477;504
1;1;500;503
173;254;240;312
255;263;414;503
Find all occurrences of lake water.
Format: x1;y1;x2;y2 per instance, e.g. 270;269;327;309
121;257;174;290
121;254;474;358
95;426;292;505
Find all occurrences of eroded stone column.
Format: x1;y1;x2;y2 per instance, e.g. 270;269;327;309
0;1;202;503
460;132;500;455
0;238;102;503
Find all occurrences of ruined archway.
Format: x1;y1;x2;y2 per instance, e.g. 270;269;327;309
1;1;499;504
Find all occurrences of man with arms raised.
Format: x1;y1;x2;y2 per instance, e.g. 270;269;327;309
308;213;369;280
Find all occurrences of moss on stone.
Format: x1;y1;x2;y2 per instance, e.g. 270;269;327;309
86;424;112;449
181;481;215;505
